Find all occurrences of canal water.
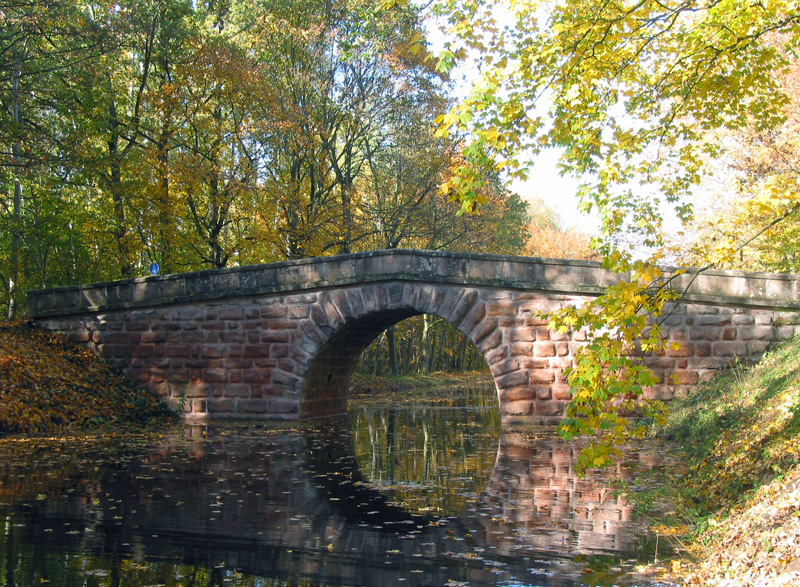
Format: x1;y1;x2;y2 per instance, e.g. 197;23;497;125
0;385;677;586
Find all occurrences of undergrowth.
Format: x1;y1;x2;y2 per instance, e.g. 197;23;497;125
0;320;175;436
642;335;800;584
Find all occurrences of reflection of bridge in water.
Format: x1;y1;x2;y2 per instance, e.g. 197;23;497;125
2;422;669;586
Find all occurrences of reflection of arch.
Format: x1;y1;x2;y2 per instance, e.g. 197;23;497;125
301;417;432;532
299;284;492;418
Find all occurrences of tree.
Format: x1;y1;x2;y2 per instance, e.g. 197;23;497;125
430;0;800;469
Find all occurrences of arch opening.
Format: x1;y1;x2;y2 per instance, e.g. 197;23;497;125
300;309;495;419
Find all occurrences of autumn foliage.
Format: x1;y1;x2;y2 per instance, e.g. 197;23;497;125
0;320;173;435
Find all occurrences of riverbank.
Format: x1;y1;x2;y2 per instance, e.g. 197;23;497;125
651;335;800;586
0;320;173;435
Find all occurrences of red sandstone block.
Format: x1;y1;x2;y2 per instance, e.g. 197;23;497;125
131;344;155;358
666;343;693;357
125;321;149;331
485;346;509;365
749;341;770;354
223;384;251;398
533;400;564;417
165;345;190;359
535;387;552;400
643;387;674;401
501;400;533;416
668;370;698;385
521;358;550;370
225;358;253;369
476;325;502;351
552;385;572;400
204;369;228;383
289;305;310;319
268;397;299;414
243;345;270;358
141;330;167;343
219;307;245;320
486;300;517;317
180;331;205;344
534;342;556;357
493;357;521;376
498;386;536;402
459;301;487;334
270;345;289;358
191;399;207;413
261;305;288;319
200;345;226;358
511;342;534;356
754;313;774;325
529;369;555;384
206;398;235;413
695;314;730;326
244;370;271;384
713;341;748;357
555;342;569;356
694;342;711;357
69;331;90;343
496;369;528;388
510;328;536;343
220;331;245;344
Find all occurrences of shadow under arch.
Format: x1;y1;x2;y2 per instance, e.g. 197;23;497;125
301;308;421;418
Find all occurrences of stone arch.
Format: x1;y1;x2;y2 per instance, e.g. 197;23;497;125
297;283;503;418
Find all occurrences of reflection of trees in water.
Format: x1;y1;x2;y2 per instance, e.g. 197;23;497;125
350;401;501;517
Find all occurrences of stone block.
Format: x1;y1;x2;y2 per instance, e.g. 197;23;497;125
502;400;533;416
496;369;528;389
511;342;534;356
533;400;564;417
695;314;731;326
667;370;698;385
510;327;536;343
261;305;288;319
666;343;693;357
498;386;536;402
529;369;555;384
737;326;775;340
689;327;718;341
458;301;487;334
219;307;245;320
484;345;509;366
552;385;572;400
534;342;556;357
475;323;502;350
713;341;749;357
286;305;310;320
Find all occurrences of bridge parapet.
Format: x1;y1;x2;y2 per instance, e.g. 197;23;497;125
26;250;800;422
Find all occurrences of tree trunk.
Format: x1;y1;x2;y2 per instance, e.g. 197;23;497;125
7;47;24;318
387;326;398;376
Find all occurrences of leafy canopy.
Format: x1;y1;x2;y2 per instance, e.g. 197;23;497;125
430;0;800;469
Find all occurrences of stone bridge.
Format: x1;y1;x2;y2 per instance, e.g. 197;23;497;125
26;250;800;422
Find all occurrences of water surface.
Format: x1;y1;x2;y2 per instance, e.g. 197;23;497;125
0;386;675;586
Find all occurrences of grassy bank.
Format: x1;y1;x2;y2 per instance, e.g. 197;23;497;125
652;336;800;586
0;320;174;436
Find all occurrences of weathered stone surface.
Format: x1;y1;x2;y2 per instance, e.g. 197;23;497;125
27;250;800;422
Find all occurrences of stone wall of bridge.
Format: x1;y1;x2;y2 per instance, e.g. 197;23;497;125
32;278;800;423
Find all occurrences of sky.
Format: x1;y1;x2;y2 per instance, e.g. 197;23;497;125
426;10;602;238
